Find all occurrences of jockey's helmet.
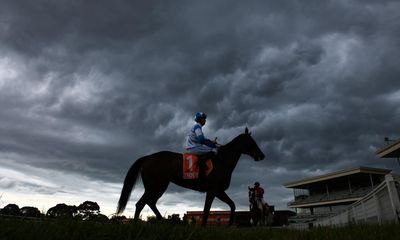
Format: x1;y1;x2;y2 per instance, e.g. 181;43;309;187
254;182;260;187
194;112;207;122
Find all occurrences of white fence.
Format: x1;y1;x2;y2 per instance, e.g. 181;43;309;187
315;174;400;227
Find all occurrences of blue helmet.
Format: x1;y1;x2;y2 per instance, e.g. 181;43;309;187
194;112;207;122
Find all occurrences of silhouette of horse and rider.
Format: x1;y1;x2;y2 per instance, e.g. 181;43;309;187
248;182;273;226
116;112;265;226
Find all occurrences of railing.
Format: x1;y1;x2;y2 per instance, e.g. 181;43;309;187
288;188;372;206
314;174;400;227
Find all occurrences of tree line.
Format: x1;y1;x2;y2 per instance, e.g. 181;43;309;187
0;201;183;223
0;201;112;222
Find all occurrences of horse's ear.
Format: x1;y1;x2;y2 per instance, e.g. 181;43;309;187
245;127;252;135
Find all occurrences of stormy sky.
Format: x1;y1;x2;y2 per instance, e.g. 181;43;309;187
1;0;400;217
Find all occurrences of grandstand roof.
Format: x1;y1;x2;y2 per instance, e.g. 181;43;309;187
283;166;391;188
376;139;400;158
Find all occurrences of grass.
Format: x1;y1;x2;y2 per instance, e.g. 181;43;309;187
0;218;399;240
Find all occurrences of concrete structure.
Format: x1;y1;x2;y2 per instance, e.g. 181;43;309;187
315;174;400;227
284;140;400;229
183;208;295;226
284;167;391;225
376;139;400;166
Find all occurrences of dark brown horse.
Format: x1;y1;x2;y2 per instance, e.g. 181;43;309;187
116;127;265;225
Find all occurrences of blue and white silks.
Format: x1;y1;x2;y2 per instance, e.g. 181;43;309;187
185;123;217;154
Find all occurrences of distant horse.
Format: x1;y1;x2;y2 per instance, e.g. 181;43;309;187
249;188;273;226
116;127;265;226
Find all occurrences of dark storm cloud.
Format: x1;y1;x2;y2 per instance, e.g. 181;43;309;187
1;0;400;212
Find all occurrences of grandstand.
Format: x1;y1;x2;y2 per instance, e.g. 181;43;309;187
283;167;391;226
311;140;400;227
377;138;400;165
315;174;400;227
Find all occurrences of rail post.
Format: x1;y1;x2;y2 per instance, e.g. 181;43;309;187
385;174;400;222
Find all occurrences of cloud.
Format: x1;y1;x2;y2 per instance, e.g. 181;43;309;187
1;0;400;217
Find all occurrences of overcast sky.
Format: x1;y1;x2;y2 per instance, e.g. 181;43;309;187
1;0;400;218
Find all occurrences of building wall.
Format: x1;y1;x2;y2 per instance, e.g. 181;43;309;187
183;211;250;226
184;210;295;226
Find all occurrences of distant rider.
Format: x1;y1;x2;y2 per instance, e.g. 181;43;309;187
185;112;218;179
253;182;266;211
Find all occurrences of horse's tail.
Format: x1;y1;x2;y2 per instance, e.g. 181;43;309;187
116;157;145;214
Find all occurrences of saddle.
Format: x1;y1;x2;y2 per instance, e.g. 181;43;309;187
182;153;213;179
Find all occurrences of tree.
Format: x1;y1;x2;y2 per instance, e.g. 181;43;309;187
20;206;42;218
167;214;182;223
0;204;20;216
110;215;127;224
88;213;109;222
46;203;77;218
76;201;100;220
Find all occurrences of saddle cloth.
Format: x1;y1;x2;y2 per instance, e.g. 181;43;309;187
182;153;213;179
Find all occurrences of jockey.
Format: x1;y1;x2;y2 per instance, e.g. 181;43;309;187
185;112;218;179
253;182;266;211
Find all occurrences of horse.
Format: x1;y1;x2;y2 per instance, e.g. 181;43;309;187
248;188;273;226
116;127;265;226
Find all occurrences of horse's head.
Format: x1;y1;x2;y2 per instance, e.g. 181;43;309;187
241;127;265;161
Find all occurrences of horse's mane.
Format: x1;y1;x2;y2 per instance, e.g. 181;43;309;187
218;133;247;152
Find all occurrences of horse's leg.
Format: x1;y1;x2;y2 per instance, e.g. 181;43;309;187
250;203;258;226
259;205;264;226
145;182;169;220
134;195;164;220
215;191;236;226
148;203;163;220
134;188;166;220
256;205;260;226
134;192;150;219
147;192;165;220
201;192;215;226
264;206;269;226
256;201;264;226
265;207;273;226
140;159;170;220
261;208;265;226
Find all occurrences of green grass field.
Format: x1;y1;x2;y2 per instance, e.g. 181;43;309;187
1;218;399;240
